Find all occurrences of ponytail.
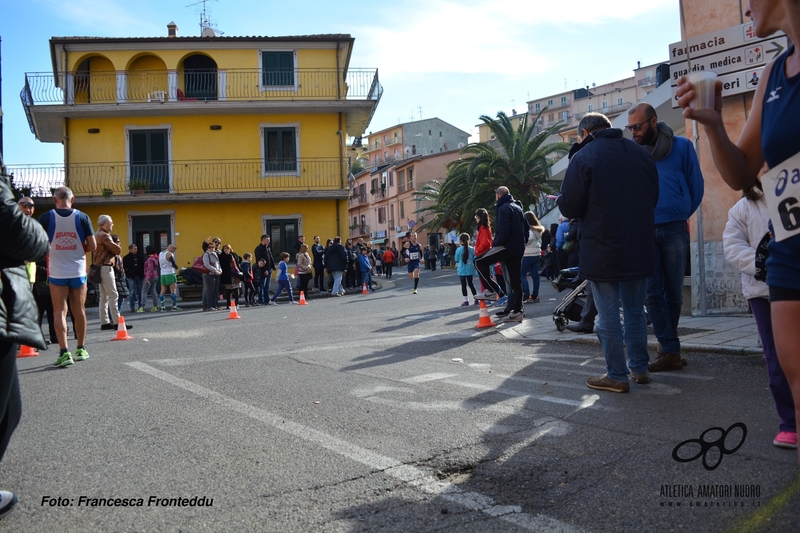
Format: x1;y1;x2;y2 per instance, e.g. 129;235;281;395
459;233;470;264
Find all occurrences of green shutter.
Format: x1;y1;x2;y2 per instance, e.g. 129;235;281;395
262;51;294;86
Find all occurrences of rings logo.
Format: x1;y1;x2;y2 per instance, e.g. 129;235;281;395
672;422;747;471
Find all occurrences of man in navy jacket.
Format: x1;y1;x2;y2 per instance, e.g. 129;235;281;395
558;113;659;393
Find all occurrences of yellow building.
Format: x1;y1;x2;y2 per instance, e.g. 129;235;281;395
18;24;382;266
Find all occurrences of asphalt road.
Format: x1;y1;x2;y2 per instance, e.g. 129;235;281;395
3;269;799;533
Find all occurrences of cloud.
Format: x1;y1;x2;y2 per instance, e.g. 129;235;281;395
355;0;675;75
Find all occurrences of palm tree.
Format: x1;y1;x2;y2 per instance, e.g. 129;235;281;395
416;110;569;235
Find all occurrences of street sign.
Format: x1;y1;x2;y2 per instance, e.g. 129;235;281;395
669;22;786;107
407;220;416;228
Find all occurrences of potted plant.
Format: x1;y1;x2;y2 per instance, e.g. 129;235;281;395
349;223;359;230
127;178;151;195
102;188;113;198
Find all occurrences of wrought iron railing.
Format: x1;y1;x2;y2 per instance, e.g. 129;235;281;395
349;225;369;238
574;102;632;120
6;158;345;196
21;68;383;105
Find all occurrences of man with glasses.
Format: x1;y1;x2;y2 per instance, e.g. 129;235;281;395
626;103;704;372
559;112;659;392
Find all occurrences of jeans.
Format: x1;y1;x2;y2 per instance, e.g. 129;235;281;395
141;277;159;309
126;276;143;311
361;270;372;291
645;221;688;354
476;247;523;313
259;269;273;304
520;255;541;299
331;271;344;295
203;274;218;309
590;278;649;383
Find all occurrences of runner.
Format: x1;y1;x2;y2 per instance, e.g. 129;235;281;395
158;244;181;311
404;232;422;294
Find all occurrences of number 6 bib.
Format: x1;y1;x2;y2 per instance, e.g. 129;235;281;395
762;150;800;243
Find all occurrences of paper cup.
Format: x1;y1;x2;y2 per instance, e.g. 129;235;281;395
688;71;717;110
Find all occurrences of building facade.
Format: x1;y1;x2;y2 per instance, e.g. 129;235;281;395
361;118;469;169
16;24;382;265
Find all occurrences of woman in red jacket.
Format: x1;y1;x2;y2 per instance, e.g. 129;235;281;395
474;208;495;294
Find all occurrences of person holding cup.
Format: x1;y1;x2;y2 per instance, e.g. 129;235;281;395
625;102;705;373
676;0;800;460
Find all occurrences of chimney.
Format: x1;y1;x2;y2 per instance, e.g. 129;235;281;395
167;22;178;38
637;60;641;69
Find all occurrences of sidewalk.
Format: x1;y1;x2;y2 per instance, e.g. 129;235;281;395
500;311;763;356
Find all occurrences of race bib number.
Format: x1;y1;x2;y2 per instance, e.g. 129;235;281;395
409;252;420;260
762;150;800;243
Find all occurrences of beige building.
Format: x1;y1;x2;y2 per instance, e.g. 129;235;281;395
347;150;462;250
361;118;469;170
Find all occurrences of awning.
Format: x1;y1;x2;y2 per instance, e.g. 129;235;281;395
395;232;407;238
370;238;387;245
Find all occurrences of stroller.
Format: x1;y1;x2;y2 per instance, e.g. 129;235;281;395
551;267;588;332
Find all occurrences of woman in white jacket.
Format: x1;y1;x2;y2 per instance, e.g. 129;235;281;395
521;211;544;303
723;183;796;449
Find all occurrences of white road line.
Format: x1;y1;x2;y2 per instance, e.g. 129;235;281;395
441;379;611;410
401;373;458;383
516;356;715;381
126;362;585;533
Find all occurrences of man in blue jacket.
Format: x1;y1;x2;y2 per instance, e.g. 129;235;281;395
558;113;659;393
627;103;704;372
475;186;528;322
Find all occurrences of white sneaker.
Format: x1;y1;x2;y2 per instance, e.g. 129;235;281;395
266;301;277;306
0;491;18;517
503;311;524;322
474;291;497;301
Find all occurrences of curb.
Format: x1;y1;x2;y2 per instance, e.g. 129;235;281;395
550;333;763;356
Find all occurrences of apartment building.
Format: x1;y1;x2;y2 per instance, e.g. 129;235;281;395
361;118;469;169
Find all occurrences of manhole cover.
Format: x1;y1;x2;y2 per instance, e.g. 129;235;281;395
405;314;445;320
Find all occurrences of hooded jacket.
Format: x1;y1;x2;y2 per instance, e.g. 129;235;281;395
0;174;50;349
492;194;527;257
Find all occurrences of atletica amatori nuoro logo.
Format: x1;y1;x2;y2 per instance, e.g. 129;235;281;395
672;422;747;471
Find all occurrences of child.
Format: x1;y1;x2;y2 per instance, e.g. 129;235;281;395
138;245;160;312
268;252;295;304
723;181;797;449
240;253;257;307
454;233;477;306
358;247;373;292
543;243;556;281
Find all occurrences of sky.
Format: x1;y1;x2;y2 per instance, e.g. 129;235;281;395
0;0;682;165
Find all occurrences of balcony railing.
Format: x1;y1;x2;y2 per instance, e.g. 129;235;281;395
573;102;632;120
349;225;369;238
638;77;656;87
6;158;345;196
21;68;383;106
348;194;368;206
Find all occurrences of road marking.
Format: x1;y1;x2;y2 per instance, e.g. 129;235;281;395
401;373;458;383
442;379;610;410
127;362;584;532
516;355;715;381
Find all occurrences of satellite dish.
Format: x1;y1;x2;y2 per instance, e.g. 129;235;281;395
457;142;465;149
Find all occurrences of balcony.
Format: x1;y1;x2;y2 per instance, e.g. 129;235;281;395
573;102;632;120
638;77;656;88
6;158;348;201
350;225;369;238
348;194;368;206
21;68;383;141
384;136;402;146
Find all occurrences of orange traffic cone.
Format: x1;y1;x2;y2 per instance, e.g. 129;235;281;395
362;283;369;294
17;345;39;358
475;300;497;329
227;302;241;320
298;291;308;305
111;315;134;341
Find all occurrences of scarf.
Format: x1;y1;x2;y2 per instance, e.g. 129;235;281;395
644;121;675;161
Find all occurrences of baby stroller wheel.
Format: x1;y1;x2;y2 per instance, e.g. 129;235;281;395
554;317;566;332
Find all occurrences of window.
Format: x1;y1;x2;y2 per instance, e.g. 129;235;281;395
439;131;442;137
428;130;432;135
383;151;388;160
547;99;553;107
602;100;608;110
383;135;388;142
535;102;541;112
398;170;406;193
400;201;405;219
378;207;386;224
561;111;569;120
371;178;378;193
262;126;297;172
261;51;294;87
411;145;416;155
375;139;379;149
617;97;623;106
407;167;414;190
389;171;394;187
588;104;594;112
560;96;567;106
129;128;169;193
358;183;367;201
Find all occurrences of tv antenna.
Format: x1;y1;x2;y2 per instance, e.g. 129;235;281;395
187;0;224;36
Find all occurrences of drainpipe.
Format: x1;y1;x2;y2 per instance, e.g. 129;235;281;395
338;114;345;237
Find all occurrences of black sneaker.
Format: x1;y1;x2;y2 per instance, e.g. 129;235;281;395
100;323;116;330
495;309;511;317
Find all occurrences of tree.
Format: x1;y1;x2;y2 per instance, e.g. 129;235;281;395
415;110;570;235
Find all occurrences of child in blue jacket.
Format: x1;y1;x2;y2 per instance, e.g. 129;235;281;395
358;248;373;292
454;233;478;306
268;252;295;304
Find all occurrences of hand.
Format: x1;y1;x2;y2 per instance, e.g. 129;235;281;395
675;75;723;126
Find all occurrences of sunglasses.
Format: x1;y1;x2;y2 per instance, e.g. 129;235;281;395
19;202;35;207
